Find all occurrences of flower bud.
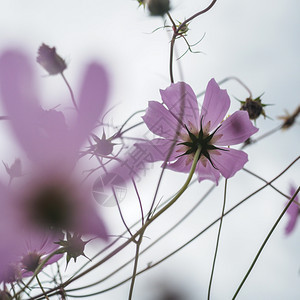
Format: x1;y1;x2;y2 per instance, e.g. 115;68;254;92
146;0;170;16
36;44;67;75
240;96;266;120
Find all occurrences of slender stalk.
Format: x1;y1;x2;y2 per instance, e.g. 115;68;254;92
60;72;78;111
232;186;300;299
112;186;133;238
207;179;228;299
128;148;201;299
36;275;49;300
128;232;144;300
169;0;218;83
132;178;145;226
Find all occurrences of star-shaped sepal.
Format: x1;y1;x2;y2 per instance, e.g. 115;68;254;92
177;124;228;169
56;232;91;269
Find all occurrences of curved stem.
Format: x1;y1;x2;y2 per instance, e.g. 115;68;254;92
61;72;78;111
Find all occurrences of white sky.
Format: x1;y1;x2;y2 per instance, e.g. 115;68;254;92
0;0;299;299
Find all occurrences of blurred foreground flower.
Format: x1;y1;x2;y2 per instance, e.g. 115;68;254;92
141;79;258;184
0;49;110;270
285;185;300;235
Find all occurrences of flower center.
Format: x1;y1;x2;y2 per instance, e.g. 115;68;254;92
178;123;225;168
27;185;74;231
22;252;41;272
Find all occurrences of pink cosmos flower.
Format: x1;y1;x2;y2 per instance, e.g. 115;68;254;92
141;79;258;184
285;185;299;235
0;49;109;239
20;230;64;277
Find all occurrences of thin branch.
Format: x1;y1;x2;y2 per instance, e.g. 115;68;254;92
232;186;300;299
207;179;228;299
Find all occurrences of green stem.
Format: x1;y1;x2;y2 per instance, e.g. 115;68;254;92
64;148;201;287
128;148;201;299
232;186;300;299
128;232;144;300
207;178;228;299
148;147;201;223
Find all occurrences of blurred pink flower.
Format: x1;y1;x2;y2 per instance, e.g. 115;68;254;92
0;50;109;239
141;79;258;184
20;230;64;277
285;185;300;235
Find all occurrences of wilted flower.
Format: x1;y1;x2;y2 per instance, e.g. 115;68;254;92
285;185;300;235
141;79;258;184
278;106;300;130
36;43;67;75
0;50;109;240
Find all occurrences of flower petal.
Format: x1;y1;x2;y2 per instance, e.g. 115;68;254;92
136;139;177;162
71;62;109;148
142;101;181;139
214;111;258;146
160;82;200;130
285;185;299;235
166;156;192;173
200;79;230;131
196;160;220;185
210;148;248;179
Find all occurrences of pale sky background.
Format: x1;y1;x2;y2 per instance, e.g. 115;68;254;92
0;0;299;299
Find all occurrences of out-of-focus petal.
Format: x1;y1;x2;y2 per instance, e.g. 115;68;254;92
136;139;177;162
142;101;181;139
214;111;258;146
196;160;220;185
71;63;109;148
0;182;23;280
285;202;298;235
74;194;108;241
285;185;299;235
200;79;230;131
160;82;200;130
0;51;73;167
210;148;248;179
0;51;41;158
